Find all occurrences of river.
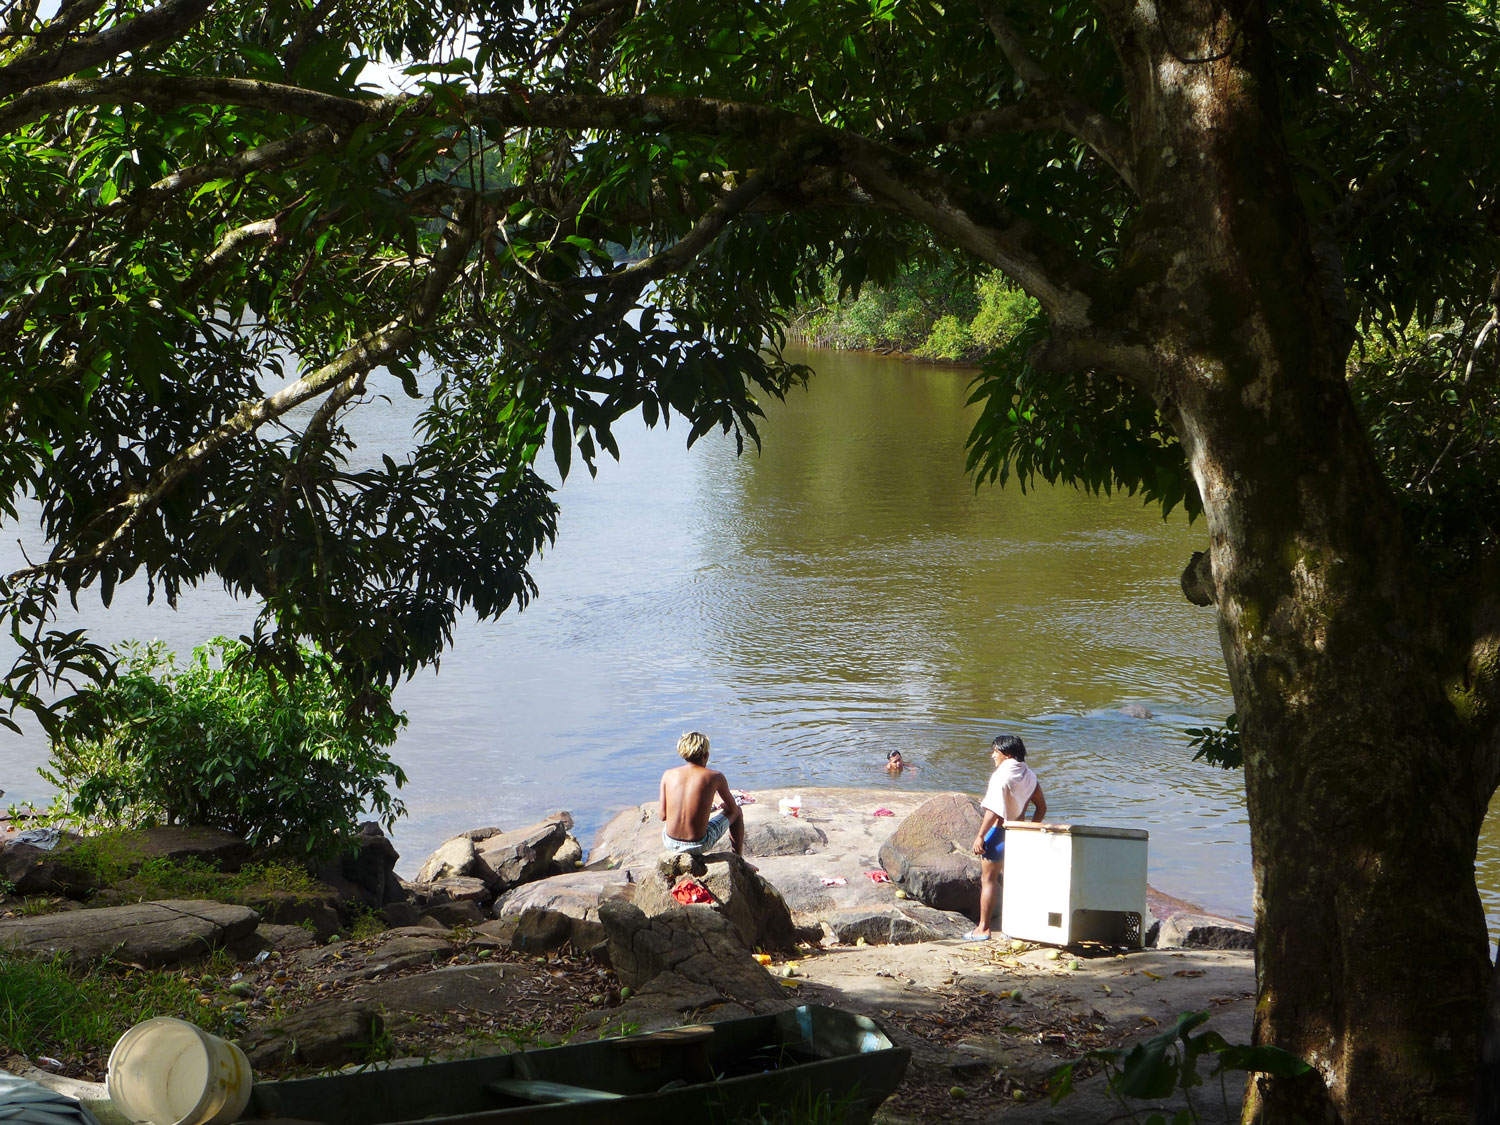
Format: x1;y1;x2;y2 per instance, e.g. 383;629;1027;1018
5;346;1500;929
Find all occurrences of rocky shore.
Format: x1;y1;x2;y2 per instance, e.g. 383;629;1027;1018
0;788;1256;1123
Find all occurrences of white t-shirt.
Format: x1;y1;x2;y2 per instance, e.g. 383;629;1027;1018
982;758;1038;821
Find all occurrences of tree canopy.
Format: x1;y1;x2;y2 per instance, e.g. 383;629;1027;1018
3;0;1500;1118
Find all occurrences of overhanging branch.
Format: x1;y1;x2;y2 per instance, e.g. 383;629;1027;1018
569;168;777;294
972;0;1136;192
0;0;212;96
6;202;484;586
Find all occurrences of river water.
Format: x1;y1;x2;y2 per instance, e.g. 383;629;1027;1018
5;346;1500;929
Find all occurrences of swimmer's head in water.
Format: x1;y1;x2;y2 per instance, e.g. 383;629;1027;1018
887;750;903;765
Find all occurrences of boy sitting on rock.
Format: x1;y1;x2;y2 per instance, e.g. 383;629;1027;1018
659;731;746;857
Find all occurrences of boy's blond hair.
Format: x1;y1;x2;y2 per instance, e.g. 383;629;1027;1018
677;731;710;764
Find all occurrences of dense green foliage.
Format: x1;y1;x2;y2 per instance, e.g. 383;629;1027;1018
42;640;406;858
793;265;1038;362
0;0;1494;726
1349;308;1500;575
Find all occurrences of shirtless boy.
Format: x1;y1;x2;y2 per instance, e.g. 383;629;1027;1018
659;731;745;856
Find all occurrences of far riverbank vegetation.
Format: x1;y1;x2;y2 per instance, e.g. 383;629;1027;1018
788;261;1039;364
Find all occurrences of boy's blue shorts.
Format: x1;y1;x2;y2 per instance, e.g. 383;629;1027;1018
981;824;1005;862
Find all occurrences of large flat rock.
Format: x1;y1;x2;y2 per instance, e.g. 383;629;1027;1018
591;787;932;939
0;899;260;967
590;787;1254;947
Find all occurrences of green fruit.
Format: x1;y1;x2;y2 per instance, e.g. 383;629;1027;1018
948;1086;968;1100
619;986;633;1000
893;889;908;899
228;982;254;997
1013;1088;1027;1101
1046;949;1061;961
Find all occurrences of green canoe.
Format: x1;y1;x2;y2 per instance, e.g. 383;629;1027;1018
234;1005;910;1124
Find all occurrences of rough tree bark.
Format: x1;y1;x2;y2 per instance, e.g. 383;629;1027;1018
1078;1;1497;1120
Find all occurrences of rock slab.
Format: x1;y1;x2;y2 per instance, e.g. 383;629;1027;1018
0;899;259;968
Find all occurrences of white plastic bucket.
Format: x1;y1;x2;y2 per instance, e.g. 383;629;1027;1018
106;1017;253;1125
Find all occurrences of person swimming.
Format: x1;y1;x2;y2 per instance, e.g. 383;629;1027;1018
885;749;915;774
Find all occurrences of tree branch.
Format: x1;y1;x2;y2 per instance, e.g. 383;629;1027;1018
0;0;211;96
927;101;1138;194
140;123;341;207
0;73;386;133
6;202;484;585
569;168;777;294
970;0;1137;192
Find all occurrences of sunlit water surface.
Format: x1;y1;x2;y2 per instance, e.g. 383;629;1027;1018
8;347;1500;929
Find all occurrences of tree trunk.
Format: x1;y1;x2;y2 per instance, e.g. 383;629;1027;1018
1099;1;1497;1119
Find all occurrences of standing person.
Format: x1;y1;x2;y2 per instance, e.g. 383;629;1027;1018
659;731;746;857
966;733;1047;941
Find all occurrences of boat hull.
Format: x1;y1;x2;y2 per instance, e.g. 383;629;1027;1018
235;1005;910;1125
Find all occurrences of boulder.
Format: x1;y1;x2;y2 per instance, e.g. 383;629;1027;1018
510;907;606;955
238;1000;384;1071
589;803;666;870
742;807;827;856
495;869;634;919
877;792;984;919
415;814;575;896
241;886;343;938
0;833;96;897
546;835;584;875
0;899;259;968
421;899;489;927
495;869;632;952
1150;912;1255;950
380;901;423;928
1145;887;1254;949
578;969;761;1036
473;813;575;894
818;904;972;946
414;836;477;884
420;876;491;904
597;898;785;1005
113;826;253;873
632;852;798;956
315;822;406;911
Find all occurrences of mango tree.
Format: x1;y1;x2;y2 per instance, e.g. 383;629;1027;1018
1;1;1497;1118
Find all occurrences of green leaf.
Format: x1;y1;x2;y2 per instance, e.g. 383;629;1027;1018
551;405;572;481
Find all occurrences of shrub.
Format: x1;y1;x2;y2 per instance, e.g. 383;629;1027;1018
969;274;1040;350
43;639;406;860
916;315;975;361
878;305;929;351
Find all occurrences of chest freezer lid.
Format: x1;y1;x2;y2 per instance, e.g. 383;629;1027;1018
1002;821;1148;840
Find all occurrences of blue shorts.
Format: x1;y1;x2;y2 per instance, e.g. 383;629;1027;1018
981;824;1005;862
662;811;730;853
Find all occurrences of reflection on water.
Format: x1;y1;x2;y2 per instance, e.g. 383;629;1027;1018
6;347;1500;928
